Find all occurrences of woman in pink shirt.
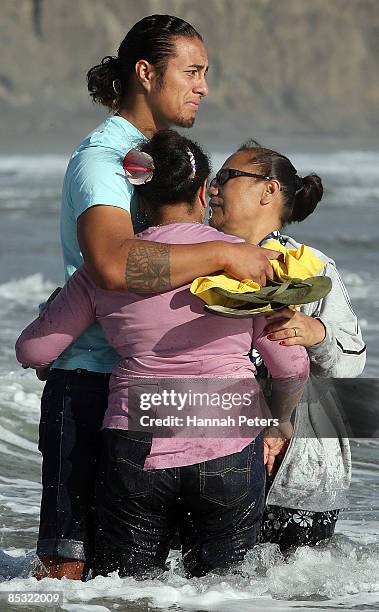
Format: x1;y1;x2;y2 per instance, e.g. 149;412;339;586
16;130;309;578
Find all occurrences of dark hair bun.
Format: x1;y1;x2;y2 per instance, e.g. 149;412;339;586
291;174;323;222
137;129;210;207
147;131;196;195
87;56;121;109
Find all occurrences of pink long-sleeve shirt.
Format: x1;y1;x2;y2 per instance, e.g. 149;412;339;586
16;223;309;468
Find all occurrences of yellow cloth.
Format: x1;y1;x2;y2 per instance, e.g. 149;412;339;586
262;238;325;281
190;275;260;307
190;239;326;307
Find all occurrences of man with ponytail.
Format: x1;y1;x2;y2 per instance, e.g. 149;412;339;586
34;15;280;580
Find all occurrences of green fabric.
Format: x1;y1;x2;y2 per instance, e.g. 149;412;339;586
205;276;332;318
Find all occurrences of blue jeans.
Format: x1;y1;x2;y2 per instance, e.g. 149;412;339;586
94;429;265;578
37;368;109;564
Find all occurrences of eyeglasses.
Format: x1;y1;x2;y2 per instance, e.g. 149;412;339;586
210;168;274;188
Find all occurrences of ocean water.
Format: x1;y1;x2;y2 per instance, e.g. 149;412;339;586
0;151;378;611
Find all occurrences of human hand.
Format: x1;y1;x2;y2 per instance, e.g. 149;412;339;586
223;244;283;287
35;367;51;381
264;308;326;347
21;363;50;380
263;422;293;476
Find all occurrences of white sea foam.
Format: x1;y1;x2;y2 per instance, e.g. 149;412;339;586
290;151;379;179
63;606;111;612
0;500;39;515
0;476;40;489
0;155;68;177
0;527;36;533
326;185;379;206
336;270;378;301
0;443;39;466
0;274;55;305
0;425;38;455
0;193;60;211
0;532;378;611
0;482;41;507
340;270;369;286
359;319;379;331
0;377;42;423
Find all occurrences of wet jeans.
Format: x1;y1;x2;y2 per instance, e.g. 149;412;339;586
94;428;265;578
37;368;109;564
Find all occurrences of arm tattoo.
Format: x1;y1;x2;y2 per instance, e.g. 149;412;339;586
125;241;171;293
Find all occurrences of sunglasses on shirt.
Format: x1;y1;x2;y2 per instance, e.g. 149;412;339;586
210;168;274;188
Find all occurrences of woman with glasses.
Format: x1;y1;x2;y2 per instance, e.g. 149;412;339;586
16;130;309;578
209;140;366;551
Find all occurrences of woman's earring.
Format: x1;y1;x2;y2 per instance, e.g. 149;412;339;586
112;79;121;95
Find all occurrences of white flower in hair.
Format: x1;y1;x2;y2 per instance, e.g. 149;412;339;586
123;149;155;185
187;148;196;179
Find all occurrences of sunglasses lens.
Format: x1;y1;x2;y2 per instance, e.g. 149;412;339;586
216;170;228;185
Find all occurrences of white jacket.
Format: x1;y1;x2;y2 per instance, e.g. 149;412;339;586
266;235;366;511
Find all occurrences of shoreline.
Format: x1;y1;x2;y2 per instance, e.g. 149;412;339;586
2;107;378;156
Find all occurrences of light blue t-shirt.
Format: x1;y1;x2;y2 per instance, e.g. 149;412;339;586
54;115;146;372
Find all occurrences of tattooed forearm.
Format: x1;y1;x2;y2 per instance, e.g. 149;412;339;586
125;241;171;293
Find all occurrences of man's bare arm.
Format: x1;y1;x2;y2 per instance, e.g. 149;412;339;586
78;206;279;292
126;241;171;293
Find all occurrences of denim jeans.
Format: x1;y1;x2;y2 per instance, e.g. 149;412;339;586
94;428;265;578
36;368;109;563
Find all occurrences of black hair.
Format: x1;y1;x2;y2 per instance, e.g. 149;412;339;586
238;139;324;225
87;14;203;110
135;129;210;208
